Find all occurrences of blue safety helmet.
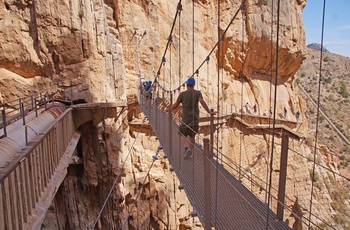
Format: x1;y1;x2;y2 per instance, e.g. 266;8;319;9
186;77;195;86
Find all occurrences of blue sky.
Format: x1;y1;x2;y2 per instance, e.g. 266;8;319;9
302;0;350;57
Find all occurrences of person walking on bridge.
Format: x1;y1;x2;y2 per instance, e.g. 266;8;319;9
169;77;216;160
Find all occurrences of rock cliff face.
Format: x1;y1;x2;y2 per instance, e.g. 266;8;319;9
1;0;348;229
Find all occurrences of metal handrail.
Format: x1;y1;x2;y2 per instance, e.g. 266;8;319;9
0;91;57;137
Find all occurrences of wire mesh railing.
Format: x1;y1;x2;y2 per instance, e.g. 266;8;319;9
139;88;291;230
138;87;349;230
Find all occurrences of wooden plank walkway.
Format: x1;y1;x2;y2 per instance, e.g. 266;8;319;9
141;102;291;230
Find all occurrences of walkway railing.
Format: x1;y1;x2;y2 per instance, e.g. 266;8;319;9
139;90;291;230
0;91;57;138
138;87;348;229
0;94;79;229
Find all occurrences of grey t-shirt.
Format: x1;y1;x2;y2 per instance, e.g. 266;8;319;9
176;89;202;126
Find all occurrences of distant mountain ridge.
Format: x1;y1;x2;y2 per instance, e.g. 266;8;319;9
307;43;330;53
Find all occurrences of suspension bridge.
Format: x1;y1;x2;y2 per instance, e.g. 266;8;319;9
1;0;349;229
0;88;348;229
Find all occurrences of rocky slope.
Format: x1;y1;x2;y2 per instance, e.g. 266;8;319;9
296;47;350;176
1;0;349;229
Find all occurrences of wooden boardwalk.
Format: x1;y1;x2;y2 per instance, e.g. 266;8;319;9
140;101;291;230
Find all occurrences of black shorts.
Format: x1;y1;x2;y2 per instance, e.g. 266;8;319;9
179;124;198;138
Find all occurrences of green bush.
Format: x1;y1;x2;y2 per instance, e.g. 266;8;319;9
339;83;349;98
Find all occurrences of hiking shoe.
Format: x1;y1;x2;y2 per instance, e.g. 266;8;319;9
183;147;188;155
184;150;193;160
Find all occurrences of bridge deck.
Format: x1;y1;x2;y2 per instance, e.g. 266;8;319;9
141;102;291;230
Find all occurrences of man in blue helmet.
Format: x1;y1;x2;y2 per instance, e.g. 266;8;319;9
169;77;216;160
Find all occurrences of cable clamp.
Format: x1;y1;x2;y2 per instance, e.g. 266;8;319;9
220;34;225;41
240;4;245;11
177;2;183;12
152;155;158;162
190;211;198;217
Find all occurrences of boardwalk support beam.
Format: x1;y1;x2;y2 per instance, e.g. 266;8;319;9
203;138;211;230
209;109;214;157
277;133;289;221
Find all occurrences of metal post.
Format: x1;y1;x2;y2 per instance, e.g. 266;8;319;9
210;109;214;157
21;103;25;125
35;98;38;117
203;138;211;230
2;109;7;137
277;133;289;221
25;126;28;145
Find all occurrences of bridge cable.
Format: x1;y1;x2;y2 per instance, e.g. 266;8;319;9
154;0;182;90
179;4;182;90
162;0;247;94
266;0;281;228
308;0;327;228
239;2;246;182
214;0;222;226
191;0;196;217
170;36;172;91
122;146;162;229
265;0;275;204
91;108;144;229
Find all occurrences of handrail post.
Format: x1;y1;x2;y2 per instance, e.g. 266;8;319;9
209;109;214;157
21;103;25;125
44;93;47;110
203;138;211;230
34;98;38;117
25;126;28;145
277;133;289;221
2;108;7;137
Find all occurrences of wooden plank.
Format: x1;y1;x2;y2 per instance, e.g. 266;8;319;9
19;162;28;223
8;173;17;229
24;157;33;216
46;132;52;182
14;168;23;229
43;138;48;190
53;128;58;170
40;141;46;193
25;131;81;229
37;143;44;196
1;181;10;229
32;148;39;203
